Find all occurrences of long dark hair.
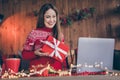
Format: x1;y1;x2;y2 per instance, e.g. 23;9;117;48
36;3;61;40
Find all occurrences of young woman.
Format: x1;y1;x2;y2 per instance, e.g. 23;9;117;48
22;3;68;70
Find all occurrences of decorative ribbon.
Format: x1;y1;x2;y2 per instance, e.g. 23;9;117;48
41;38;67;60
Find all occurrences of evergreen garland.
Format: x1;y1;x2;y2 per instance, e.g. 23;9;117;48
60;7;95;26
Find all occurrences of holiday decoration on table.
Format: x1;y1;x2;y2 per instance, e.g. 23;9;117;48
41;36;69;62
2;63;120;79
1;64;71;79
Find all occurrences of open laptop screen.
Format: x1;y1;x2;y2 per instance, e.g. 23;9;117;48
77;37;115;73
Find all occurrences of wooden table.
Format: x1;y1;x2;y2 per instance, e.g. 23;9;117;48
1;70;120;80
1;75;120;80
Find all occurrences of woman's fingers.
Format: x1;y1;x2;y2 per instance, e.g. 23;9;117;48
34;48;49;56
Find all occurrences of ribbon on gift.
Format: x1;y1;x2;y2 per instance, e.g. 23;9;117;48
41;38;67;60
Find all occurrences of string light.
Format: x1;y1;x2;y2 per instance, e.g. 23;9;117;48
1;62;120;79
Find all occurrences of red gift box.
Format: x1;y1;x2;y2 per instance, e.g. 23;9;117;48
41;36;69;62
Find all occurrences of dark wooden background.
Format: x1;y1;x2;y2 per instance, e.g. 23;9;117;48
0;0;120;57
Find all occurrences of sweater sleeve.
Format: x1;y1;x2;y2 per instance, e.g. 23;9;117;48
22;49;37;60
22;30;37;60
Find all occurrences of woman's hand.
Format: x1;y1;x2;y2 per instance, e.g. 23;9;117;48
34;48;48;56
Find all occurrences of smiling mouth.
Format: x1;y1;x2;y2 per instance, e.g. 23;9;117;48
48;23;55;25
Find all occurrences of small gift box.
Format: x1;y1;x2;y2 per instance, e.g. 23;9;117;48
41;36;69;62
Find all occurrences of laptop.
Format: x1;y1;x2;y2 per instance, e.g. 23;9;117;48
76;37;115;73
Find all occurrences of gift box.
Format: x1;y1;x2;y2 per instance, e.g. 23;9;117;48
41;36;69;62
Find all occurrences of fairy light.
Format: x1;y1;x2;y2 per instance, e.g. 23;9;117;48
84;63;88;67
1;62;120;79
71;62;106;70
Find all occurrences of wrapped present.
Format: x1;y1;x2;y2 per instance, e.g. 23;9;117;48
41;36;69;62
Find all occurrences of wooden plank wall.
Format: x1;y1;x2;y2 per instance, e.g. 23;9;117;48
0;0;120;57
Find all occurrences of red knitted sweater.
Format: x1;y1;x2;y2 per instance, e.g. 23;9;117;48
22;27;67;70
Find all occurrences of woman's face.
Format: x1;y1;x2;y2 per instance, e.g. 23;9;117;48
44;9;57;28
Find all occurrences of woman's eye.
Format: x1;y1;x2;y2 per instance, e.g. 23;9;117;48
46;16;50;18
45;15;56;18
53;16;56;18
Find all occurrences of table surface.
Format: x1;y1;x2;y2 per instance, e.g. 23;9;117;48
1;75;120;80
1;70;120;80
